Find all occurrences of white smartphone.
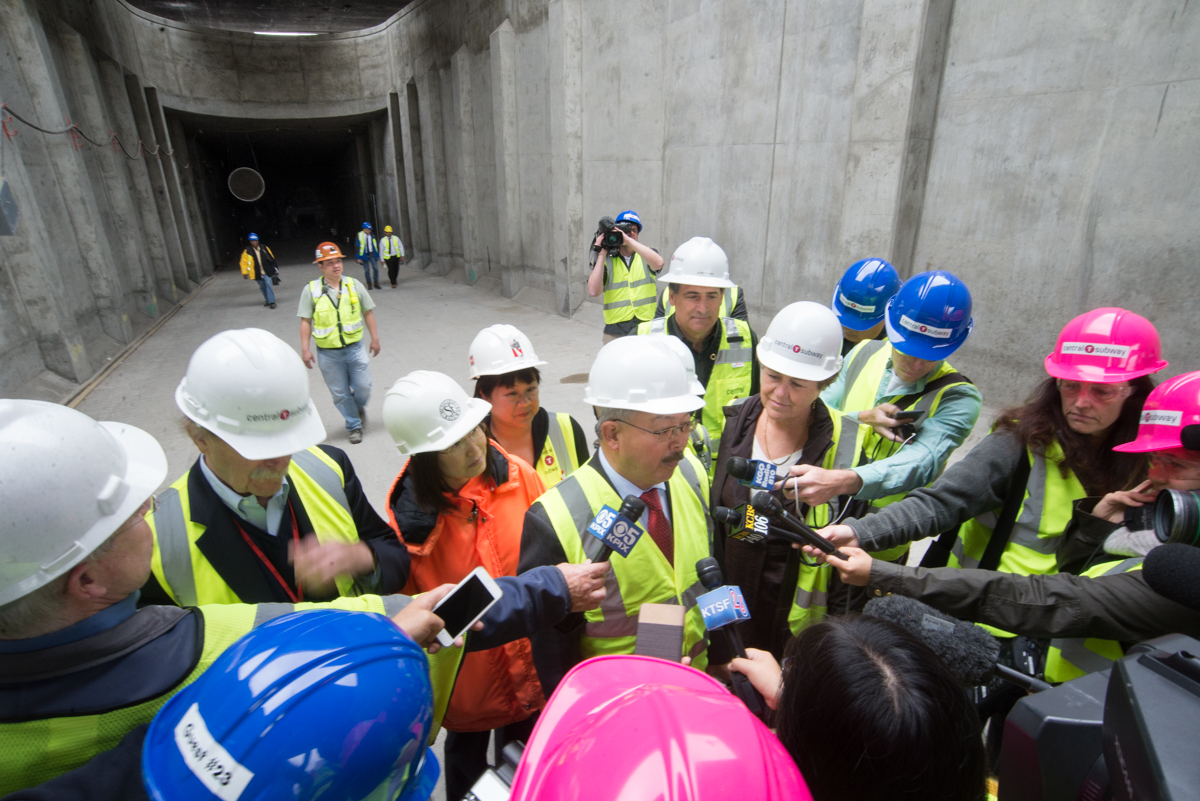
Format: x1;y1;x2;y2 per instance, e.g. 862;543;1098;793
432;566;503;648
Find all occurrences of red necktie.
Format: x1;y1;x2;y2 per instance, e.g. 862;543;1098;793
639;489;674;566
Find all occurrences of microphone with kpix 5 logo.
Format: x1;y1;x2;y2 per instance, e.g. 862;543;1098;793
748;491;851;561
725;456;779;492
695;557;766;716
586;495;647;563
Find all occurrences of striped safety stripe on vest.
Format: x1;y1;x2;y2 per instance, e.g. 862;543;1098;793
308;278;365;347
535;411;582;488
602;253;658;323
1044;557;1144;683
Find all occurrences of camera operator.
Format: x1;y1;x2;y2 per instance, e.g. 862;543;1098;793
586;210;665;343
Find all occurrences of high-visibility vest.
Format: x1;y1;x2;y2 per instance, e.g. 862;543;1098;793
602;253;657;324
662;285;741;320
149;448;363;606
534;411;583;488
836;339;974;508
532;457;714;668
636;317;754;461
380;234;404;259
357;230;377;257
308;278;364;349
1043;557;1143;683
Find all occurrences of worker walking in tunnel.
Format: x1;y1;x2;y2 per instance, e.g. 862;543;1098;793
356;221;382;290
299;242;381;444
381;224;406;288
238;232;279;309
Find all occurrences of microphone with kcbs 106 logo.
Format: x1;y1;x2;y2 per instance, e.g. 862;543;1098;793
712;503;770;544
695;557;766;716
725;456;779;491
586;495;648;563
748;491;851;561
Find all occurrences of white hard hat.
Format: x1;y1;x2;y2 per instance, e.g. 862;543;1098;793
468;324;548;379
583;337;704;414
383;371;492;456
175;329;326;460
757;301;844;381
644;333;706;396
0;400;168;606
657;237;735;288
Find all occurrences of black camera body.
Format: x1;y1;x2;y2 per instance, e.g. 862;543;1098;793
595;216;634;252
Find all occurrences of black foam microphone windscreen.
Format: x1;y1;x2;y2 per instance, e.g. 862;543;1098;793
1144;543;1200;612
864;595;1000;687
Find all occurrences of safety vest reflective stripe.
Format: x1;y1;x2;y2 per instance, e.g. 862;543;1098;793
602;254;657;322
308;278;364;348
1044;558;1143;683
537;412;580;488
380;236;403;259
155;486;198;607
290;448;352;514
357;231;376;256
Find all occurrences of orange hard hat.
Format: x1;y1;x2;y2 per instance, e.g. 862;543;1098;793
313;242;344;263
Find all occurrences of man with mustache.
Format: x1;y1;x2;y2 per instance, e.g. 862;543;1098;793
141;328;409;606
517;337;715;694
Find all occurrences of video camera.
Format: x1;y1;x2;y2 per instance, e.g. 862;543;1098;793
594;216;635;252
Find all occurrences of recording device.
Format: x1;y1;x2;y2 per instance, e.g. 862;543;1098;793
1143;543;1200;611
1152;488;1200;546
1124;501;1157;535
586;495;647;562
713;504;770;544
463;741;525;801
725;456;778;491
634;603;686;662
695;557;766;716
594;216;632;251
747;491;850;561
890;409;925;440
431;566;503;648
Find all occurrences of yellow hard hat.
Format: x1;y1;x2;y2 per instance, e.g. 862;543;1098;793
384;225;394;233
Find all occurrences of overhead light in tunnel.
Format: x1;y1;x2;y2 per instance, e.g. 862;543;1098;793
254;31;319;36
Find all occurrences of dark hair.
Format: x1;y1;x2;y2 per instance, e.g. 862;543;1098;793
994;375;1153;494
473;367;541;400
407;437;494;516
775;616;987;801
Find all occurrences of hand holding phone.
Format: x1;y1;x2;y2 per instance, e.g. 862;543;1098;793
431;567;504;648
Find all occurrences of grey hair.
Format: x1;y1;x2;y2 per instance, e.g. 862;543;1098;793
594;406;638;438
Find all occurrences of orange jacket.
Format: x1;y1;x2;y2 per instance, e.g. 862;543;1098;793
387;440;547;732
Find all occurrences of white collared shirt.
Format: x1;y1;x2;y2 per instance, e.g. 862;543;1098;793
199;456;291;536
597;448;672;526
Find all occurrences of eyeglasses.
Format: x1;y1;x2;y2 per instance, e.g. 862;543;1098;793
1057;380;1132;404
114;495;157;536
1149;452;1200;477
618;418;698;442
439;425;486;455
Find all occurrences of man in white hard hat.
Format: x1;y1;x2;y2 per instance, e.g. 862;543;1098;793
637;237;759;462
518;336;715;695
141;327;407;607
0;400;608;794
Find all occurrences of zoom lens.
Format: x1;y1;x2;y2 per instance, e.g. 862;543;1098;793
1153;489;1200;546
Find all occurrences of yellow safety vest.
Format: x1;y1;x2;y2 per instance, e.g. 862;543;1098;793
534;411;583;488
636;317;754;462
308;278;365;349
380;234;404;259
662;285;741;320
533;457;714;668
1043;558;1143;683
149;448;363;606
602;253;657;324
357;230;377;258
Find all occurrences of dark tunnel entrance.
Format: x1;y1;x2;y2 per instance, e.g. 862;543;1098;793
174;111;388;270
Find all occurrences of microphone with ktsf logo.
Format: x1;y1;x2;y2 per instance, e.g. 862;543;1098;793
696;557;766;716
586;495;647;563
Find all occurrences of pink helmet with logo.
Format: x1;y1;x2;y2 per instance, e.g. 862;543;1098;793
507;655;811;801
1113;371;1200;453
1044;307;1168;383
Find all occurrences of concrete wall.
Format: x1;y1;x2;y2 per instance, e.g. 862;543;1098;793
2;0;1196;404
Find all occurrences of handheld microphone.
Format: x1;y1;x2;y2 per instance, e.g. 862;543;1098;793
1144;543;1200;612
725;456;778;491
713;504;769;544
748;491;850;561
864;595;1053;692
695;557;766;716
587;495;647;563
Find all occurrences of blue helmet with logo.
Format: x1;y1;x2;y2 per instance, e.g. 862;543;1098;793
362;222;372;229
615;210;642;232
885;271;974;361
248;233;259;241
831;258;900;331
142;610;438;801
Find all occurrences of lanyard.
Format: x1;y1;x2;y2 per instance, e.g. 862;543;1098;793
232;500;304;603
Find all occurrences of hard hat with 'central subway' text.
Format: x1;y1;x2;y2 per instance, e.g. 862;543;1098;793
313;241;344;263
658;237;735;288
468;324;548;379
0;400;167;606
885;271;974;361
175;329;326;460
142;609;438;801
583;337;704;415
1045;307;1167;383
1114;371;1200;453
832;258;901;331
384;371;491;456
758;301;844;382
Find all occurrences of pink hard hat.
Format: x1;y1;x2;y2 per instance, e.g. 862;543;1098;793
1114;371;1200;453
1044;307;1168;383
507;655;811;801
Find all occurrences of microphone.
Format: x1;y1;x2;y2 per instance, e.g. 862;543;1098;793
713;504;769;544
748;491;850;561
725;456;779;491
695;557;766;716
586;495;647;563
1144;543;1200;612
864;595;1053;692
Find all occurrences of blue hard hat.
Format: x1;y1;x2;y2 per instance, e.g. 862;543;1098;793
362;222;372;229
831;258;900;331
248;233;259;241
885;270;974;361
142;610;438;801
615;210;642;232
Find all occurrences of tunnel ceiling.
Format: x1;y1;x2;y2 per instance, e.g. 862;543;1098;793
126;1;414;33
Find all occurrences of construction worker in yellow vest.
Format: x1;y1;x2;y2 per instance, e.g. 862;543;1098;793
380;224;406;288
779;270;981;534
656;281;749;323
518;336;715;696
469;324;589;488
586;210;665;343
637;237;757;471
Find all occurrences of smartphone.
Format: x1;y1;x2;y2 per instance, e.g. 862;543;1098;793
432;567;503;647
892;410;926;423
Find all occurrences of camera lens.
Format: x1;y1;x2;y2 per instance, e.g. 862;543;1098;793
1153;489;1200;546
